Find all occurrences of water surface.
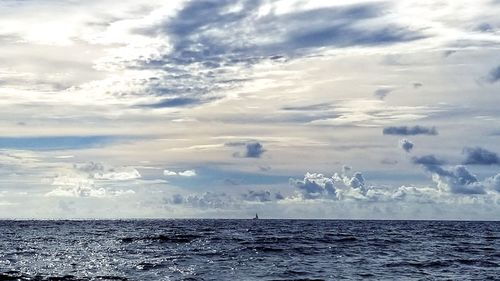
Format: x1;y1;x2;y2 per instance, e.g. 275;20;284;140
0;220;498;280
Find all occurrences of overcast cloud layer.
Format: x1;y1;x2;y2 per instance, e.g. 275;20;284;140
0;0;500;219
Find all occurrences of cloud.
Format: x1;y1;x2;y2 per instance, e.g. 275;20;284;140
229;141;266;158
463;147;500;165
74;162;141;181
484;65;500;83
374;88;393;100
381;159;398;165
95;0;427;108
44;161;140;198
168;192;234;209
179;170;197;177
46;182;106;198
399;139;414;153
383;126;438;136
410;154;486;195
242;190;273;202
157;1;425;59
411;155;447;170
245;142;265;158
138;97;206;108
484;174;500;192
281;103;331;111
259;165;272;172
290;173;337;200
413;82;423;89
431;165;485;195
163;169;197;177
476;23;494;32
163;170;177;176
289;167;373;201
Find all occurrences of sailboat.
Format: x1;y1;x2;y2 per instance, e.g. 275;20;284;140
253;213;259;220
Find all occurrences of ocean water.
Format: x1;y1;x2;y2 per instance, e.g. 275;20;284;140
0;220;498;281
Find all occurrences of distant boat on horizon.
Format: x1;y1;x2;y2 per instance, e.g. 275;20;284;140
253;213;259;220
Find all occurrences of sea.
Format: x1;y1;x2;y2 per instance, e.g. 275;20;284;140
0;220;498;280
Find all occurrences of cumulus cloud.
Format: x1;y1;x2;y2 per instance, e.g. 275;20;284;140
46;161;139;198
462;147;500;165
411;154;487;194
163;169;197;177
290;173;337;200
399;139;414;153
47;175;135;198
47;177;104;198
431;165;485;195
74;161;141;180
484;174;500;192
290;167;375;201
383;126;438;136
168;192;234;209
163;170;178;176
179;170;197;177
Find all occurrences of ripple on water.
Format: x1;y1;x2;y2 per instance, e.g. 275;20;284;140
0;220;498;280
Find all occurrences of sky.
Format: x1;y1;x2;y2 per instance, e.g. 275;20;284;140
0;0;500;219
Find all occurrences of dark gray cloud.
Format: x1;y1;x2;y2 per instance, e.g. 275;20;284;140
242;190;272;202
157;1;424;57
462;147;500;165
411;154;485;195
399;139;414;153
411;155;446;166
245;142;265;158
433;165;484;195
259;165;271;172
374;88;393;100
485;65;500;83
241;190;284;202
476;23;494;32
274;192;285;200
348;172;365;189
383;125;438;136
443;50;457;57
123;0;427;108
228;141;266;158
138;97;206;108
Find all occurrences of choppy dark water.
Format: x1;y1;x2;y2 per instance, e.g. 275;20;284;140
0;220;498;280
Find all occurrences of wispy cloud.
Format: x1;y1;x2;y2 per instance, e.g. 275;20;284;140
383;126;438;136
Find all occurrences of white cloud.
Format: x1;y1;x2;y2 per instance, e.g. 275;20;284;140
163;169;178;176
163;169;197;177
178;170;197;177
